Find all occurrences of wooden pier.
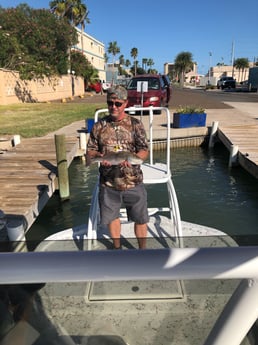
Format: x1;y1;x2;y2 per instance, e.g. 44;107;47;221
217;124;258;178
0;135;83;235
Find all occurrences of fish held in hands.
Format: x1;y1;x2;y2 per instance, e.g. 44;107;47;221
90;151;143;165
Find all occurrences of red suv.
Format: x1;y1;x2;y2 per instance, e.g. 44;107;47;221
126;74;171;113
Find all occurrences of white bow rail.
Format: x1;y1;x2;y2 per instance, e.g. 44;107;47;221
1;246;258;345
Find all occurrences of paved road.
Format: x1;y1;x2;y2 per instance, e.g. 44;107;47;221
77;87;258;110
170;87;258;108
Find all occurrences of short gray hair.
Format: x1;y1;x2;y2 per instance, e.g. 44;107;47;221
107;85;128;100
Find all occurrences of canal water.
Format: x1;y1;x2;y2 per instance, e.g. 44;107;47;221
27;144;258;244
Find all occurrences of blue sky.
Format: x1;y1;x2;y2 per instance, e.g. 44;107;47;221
1;0;258;75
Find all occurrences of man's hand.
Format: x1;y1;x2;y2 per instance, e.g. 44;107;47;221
119;160;132;167
100;159;112;167
85;152;103;166
135;150;149;162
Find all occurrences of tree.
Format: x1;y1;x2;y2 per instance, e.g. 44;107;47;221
70;50;99;90
50;0;87;26
118;54;125;75
142;58;148;71
107;41;120;83
0;27;22;70
0;4;77;79
123;59;131;77
147;58;154;73
71;50;93;78
50;0;90;53
50;0;89;73
234;57;249;82
174;51;194;87
118;54;125;66
130;47;138;76
77;4;90;54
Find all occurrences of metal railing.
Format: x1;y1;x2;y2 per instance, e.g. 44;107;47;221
0;246;258;345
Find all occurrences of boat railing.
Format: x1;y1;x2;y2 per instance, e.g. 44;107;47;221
0;247;258;345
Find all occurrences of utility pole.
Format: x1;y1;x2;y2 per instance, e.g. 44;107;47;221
231;41;235;77
208;52;212;85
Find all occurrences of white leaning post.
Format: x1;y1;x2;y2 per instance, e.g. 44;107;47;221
229;144;239;167
208;121;219;148
204;278;258;345
79;132;87;152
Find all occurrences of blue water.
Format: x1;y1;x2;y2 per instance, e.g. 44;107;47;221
27;144;258;243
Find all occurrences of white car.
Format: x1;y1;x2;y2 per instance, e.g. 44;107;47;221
101;82;112;92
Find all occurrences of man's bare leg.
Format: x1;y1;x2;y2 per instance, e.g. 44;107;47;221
108;218;121;249
135;223;147;249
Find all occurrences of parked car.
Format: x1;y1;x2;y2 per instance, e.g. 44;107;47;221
101;81;112;92
217;76;236;90
126;74;171;114
85;80;102;93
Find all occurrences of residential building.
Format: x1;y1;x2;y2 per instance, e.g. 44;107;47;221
164;62;199;83
165;60;256;86
210;62;255;83
73;27;106;82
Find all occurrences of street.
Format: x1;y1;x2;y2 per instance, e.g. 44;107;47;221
80;86;258;111
169;87;258;109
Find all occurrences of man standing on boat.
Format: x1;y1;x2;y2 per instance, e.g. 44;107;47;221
86;85;149;249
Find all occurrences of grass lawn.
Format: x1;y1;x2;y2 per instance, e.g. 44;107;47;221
0;101;106;138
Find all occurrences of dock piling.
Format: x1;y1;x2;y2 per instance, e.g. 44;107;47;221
55;134;70;200
229;144;239;168
208;121;219;148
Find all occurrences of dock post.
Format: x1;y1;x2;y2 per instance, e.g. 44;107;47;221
55;134;70;200
229;144;239;168
208;121;219;148
6;219;28;252
79;132;87;151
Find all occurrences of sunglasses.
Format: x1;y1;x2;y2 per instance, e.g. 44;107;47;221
107;100;124;107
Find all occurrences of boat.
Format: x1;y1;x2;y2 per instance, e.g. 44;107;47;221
0;107;257;345
38;106;234;251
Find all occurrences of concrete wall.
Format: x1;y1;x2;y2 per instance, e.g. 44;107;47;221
0;69;85;105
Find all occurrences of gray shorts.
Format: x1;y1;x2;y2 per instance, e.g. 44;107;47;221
99;184;149;225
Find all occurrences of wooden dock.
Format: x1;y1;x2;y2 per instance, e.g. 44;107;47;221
217;124;258;178
0;135;83;235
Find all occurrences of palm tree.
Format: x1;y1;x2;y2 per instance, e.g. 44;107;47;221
119;54;125;66
77;4;90;54
50;0;82;25
174;51;194;87
50;0;89;71
147;58;154;73
118;54;125;75
104;53;109;63
124;59;131;77
130;47;138;76
234;57;249;82
107;41;120;84
142;58;148;71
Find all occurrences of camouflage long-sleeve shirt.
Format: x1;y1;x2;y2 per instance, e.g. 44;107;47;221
87;115;149;190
